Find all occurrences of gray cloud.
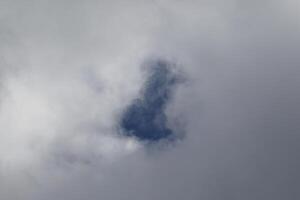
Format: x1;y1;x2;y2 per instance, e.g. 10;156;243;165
0;0;300;200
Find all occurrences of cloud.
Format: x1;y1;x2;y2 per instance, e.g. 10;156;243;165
0;0;300;200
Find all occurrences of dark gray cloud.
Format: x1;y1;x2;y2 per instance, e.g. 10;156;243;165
0;0;300;200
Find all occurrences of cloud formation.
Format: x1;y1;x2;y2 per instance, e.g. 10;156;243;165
0;0;300;200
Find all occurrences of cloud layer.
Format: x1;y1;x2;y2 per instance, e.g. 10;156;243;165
0;0;300;200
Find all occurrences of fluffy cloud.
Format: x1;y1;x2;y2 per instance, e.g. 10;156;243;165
0;0;300;200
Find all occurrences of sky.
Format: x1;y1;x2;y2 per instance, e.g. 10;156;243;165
0;0;300;199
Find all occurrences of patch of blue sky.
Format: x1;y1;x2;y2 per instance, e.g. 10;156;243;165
121;60;181;141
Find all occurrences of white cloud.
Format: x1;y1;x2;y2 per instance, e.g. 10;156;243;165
0;0;300;200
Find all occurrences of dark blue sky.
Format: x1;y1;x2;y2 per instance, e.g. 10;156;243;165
121;60;180;141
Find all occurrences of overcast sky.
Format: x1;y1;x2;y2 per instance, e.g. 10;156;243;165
0;0;300;199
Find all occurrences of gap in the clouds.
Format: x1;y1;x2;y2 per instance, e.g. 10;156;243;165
120;59;183;142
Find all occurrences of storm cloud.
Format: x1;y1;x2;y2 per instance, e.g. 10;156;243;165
0;0;300;200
